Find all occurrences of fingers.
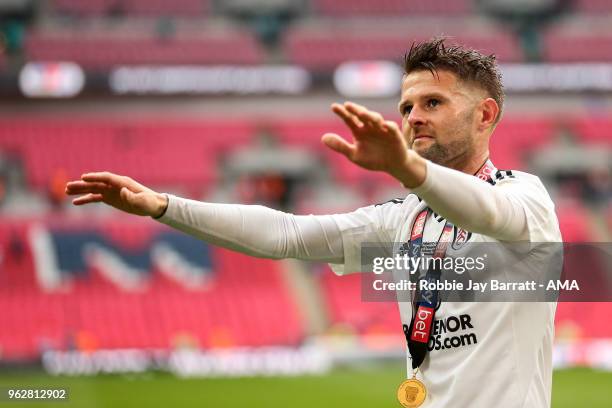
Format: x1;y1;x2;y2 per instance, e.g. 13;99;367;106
383;120;402;135
72;193;103;206
321;133;356;160
81;171;123;185
344;102;385;129
332;103;363;133
333;102;391;140
65;181;110;195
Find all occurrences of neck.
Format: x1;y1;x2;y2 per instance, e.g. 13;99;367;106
444;150;490;175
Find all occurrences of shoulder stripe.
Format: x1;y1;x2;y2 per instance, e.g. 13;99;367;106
374;197;405;207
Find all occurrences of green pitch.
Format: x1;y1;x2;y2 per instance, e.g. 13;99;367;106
0;364;610;407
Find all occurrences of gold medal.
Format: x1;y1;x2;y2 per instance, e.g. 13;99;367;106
397;377;427;408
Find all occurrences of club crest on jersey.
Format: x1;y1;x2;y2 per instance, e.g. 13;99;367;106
452;227;471;250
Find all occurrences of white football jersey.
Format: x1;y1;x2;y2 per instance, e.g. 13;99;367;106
329;170;562;408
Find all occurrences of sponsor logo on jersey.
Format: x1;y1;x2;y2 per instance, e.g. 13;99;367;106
451;227;472;250
411;211;427;240
410;306;434;343
428;313;478;352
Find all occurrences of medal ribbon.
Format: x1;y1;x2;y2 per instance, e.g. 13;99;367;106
404;159;497;369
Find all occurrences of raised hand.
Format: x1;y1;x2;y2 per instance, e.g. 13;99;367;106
322;101;426;188
65;172;168;218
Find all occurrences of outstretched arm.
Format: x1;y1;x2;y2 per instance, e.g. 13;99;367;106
324;102;530;241
65;172;344;263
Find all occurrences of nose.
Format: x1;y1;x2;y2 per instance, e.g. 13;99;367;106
407;105;426;128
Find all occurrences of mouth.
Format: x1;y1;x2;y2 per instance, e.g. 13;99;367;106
413;135;434;142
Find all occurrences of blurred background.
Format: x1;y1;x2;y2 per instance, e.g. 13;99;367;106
0;0;610;407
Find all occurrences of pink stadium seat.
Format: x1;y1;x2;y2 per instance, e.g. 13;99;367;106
555;201;596;242
0;118;254;193
53;0;210;16
571;117;612;145
319;267;401;335
489;117;556;170
0;221;304;359
313;0;471;16
25;31;263;68
573;0;612;13
284;29;522;70
543;31;612;62
123;0;209;16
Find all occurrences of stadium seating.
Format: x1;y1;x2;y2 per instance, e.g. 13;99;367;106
555;200;596;242
312;0;471;16
0;220;304;360
284;26;522;70
24;30;264;69
489;116;556;170
0;118;254;194
319;267;401;337
52;0;210;17
543;31;612;62
573;0;612;13
571;116;612;145
0;115;591;196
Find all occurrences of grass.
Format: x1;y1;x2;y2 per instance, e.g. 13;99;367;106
0;364;609;407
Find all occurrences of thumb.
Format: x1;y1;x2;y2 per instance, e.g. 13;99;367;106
120;187;136;205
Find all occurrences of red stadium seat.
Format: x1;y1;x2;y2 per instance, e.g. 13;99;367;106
319;267;401;336
555;200;596;242
312;0;471;16
571;116;612;145
0;118;254;193
25;30;264;69
0;220;304;359
52;0;210;16
543;31;612;62
573;0;612;13
489;117;556;170
284;26;522;70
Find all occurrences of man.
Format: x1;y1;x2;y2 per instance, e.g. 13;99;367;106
66;38;561;407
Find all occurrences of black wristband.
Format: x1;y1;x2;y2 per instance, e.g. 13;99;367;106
152;194;169;219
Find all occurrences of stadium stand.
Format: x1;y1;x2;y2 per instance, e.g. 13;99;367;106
572;116;612;145
573;0;612;13
0;118;255;194
52;0;211;17
0;219;304;360
24;28;264;69
311;0;471;16
319;267;401;337
284;23;522;70
0;116;606;195
543;31;612;62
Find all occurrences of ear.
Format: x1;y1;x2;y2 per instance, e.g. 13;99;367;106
478;98;499;131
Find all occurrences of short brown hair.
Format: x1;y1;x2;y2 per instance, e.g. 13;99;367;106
403;37;504;123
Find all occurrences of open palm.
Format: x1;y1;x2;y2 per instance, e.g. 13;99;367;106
65;172;166;217
322;102;420;183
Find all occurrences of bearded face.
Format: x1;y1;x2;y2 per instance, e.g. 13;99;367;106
399;70;481;168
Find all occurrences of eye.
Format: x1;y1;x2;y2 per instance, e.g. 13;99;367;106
427;99;440;108
402;105;413;116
